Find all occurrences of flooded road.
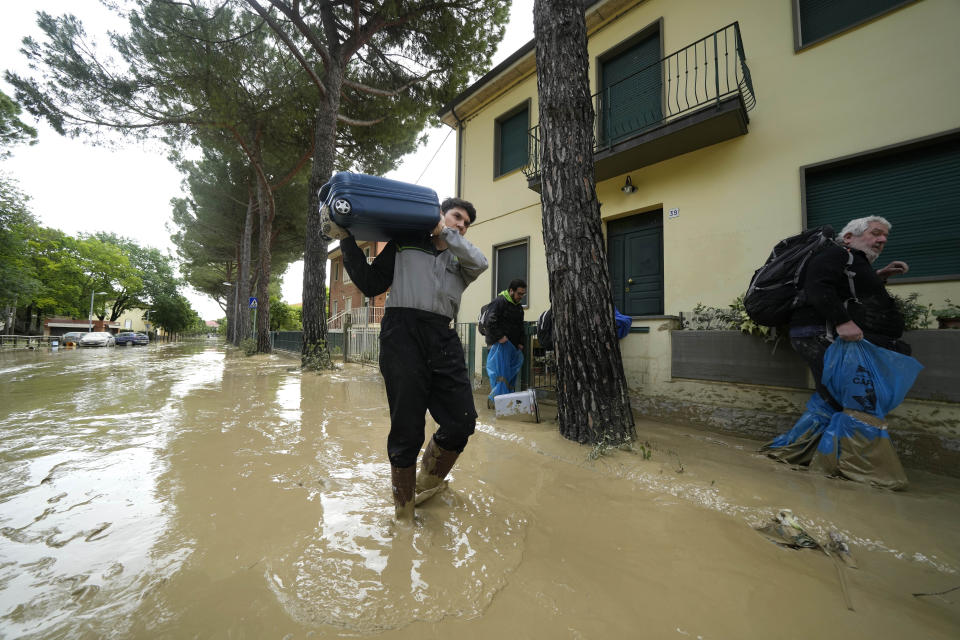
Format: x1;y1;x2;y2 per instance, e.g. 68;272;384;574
1;341;958;639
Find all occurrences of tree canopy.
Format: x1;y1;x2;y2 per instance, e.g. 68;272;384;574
5;1;512;357
0;176;41;310
239;0;511;367
0;90;38;158
6;1;318;351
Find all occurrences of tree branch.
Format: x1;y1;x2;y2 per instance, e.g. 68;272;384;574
263;0;333;69
341;69;436;98
336;113;383;126
244;0;328;99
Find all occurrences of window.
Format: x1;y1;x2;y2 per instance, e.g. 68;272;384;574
495;102;530;177
599;23;661;145
332;261;340;282
332;300;338;317
794;0;919;50
802;131;960;281
493;239;529;305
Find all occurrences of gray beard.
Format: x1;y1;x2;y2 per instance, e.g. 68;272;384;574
863;247;880;263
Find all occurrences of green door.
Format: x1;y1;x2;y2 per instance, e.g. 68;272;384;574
600;31;662;146
608;212;664;316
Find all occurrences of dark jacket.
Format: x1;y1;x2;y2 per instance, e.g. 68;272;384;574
484;290;525;348
791;242;904;344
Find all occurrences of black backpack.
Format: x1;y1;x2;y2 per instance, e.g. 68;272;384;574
744;226;837;327
477;302;493;336
536;307;554;350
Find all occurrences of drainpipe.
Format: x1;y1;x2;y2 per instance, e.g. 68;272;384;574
451;105;464;198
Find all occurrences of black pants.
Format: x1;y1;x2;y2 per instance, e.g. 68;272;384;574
790;335;843;412
379;308;477;468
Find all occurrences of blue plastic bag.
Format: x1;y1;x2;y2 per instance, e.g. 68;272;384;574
810;339;924;490
761;392;835;465
614;307;632;340
487;341;524;400
821;339;923;419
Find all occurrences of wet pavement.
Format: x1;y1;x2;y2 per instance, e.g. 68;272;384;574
0;341;958;638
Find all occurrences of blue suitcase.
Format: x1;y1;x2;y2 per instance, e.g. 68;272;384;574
319;172;441;242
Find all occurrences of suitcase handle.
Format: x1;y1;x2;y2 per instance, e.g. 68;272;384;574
318;182;331;203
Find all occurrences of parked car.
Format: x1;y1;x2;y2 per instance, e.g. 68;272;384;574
115;331;149;346
79;332;116;347
60;331;87;346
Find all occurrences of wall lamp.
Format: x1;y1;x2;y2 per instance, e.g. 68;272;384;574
621;176;637;194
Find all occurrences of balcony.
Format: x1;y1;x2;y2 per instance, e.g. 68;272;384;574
523;22;756;190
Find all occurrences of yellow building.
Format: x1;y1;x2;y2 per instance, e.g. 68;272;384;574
439;0;960;471
115;308;155;334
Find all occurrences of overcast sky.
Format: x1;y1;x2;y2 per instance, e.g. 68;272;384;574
0;1;534;320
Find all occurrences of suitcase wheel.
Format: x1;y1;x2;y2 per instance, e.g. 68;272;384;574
332;198;352;215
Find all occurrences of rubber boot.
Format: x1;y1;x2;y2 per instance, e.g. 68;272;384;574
415;438;460;505
391;464;416;523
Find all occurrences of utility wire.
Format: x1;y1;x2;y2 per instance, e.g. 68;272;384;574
415;127;455;185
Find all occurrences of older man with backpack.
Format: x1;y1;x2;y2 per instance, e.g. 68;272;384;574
753;216;921;489
786;216;910;411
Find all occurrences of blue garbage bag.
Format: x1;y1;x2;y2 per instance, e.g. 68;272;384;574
760;392;835;465
821;339;923;419
614;307;631;340
487;341;523;400
810;340;923;490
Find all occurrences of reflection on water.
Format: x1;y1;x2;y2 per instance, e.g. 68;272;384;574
1;343;959;638
0;343;221;638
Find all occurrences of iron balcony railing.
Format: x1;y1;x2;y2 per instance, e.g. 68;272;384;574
523;22;755;180
327;306;385;331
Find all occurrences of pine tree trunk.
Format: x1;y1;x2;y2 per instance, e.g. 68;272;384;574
253;141;274;354
3;296;16;334
237;191;255;344
227;250;239;344
301;65;343;370
533;0;635;445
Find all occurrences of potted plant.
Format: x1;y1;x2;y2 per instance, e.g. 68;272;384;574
933;299;960;329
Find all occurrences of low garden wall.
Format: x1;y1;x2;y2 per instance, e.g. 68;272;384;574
619;322;960;477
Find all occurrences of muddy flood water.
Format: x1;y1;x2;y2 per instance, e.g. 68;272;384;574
0;341;958;639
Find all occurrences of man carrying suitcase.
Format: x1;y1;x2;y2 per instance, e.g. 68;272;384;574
333;197;488;522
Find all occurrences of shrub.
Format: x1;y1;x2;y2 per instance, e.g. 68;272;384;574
682;295;772;339
239;338;257;355
932;298;960;320
892;293;933;330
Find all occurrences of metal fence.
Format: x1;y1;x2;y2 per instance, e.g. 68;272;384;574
0;335;61;348
327;307;385;331
271;331;303;354
269;314;564;392
270;319;557;394
270;319;476;372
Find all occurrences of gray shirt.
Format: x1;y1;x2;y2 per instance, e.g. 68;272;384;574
341;226;488;321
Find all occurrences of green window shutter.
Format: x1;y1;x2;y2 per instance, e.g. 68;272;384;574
805;137;960;279
798;0;915;47
600;31;662;145
495;242;528;298
497;107;528;176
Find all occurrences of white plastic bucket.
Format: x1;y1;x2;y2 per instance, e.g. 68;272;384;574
493;389;539;423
